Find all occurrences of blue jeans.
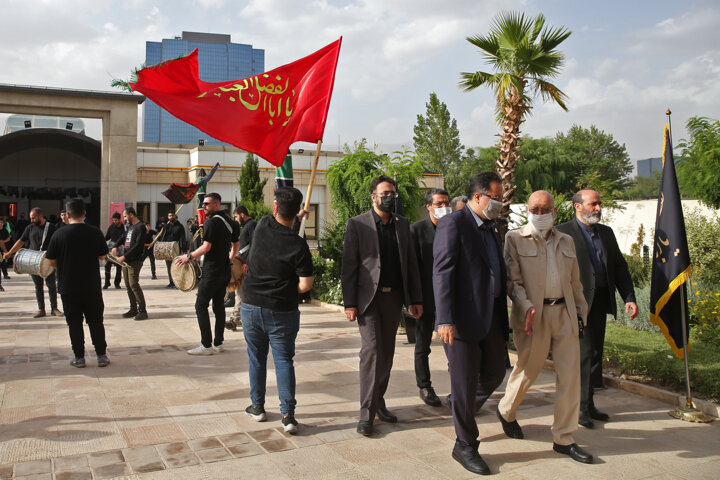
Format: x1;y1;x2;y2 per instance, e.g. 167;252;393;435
241;303;300;416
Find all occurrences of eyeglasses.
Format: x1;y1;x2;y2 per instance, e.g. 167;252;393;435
374;191;397;198
528;207;554;215
480;193;503;202
431;201;450;207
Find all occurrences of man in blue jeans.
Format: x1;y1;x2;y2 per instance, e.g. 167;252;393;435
240;187;313;434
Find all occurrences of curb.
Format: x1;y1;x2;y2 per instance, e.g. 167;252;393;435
309;298;718;419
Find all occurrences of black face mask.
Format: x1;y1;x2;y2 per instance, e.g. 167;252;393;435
377;195;396;214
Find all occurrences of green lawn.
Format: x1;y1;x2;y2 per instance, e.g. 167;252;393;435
603;322;720;403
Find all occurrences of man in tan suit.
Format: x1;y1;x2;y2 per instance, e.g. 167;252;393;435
497;190;594;464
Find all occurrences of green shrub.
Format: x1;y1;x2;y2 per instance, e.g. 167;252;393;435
311;254;343;305
688;281;720;348
612;284;659;333
623;253;650;288
684;208;720;284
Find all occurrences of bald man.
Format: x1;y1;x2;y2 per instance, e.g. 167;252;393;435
557;190;637;428
498;191;594;464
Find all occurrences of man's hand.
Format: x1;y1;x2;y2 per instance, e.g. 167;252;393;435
2;252;10;261
438;325;455;346
626;302;639;320
111;247;118;256
525;307;536;335
345;307;358;322
409;304;423;319
175;254;189;266
117;256;126;264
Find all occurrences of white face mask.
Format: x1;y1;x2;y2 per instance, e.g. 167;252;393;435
529;212;555;234
481;198;503;220
433;207;452;219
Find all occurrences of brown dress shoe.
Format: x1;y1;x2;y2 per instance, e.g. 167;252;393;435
33;310;46;318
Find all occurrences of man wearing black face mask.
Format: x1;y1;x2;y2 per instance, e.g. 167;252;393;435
341;175;423;437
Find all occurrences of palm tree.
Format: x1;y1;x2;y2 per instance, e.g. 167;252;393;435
460;11;571;221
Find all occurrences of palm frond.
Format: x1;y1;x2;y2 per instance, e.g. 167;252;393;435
534;79;569;111
459;71;499;92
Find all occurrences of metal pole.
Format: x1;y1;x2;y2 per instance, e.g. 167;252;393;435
679;284;693;408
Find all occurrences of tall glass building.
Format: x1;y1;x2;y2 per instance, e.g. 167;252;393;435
143;31;264;145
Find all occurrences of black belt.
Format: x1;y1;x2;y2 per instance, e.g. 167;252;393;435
543;298;565;305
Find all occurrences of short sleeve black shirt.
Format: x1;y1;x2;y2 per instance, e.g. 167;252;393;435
242;215;313;311
202;211;240;275
20;221;56;251
45;223;108;295
123;222;146;261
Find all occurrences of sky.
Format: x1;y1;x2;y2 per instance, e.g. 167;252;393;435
1;0;719;166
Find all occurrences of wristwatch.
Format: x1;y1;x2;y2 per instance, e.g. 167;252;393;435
186;252;192;261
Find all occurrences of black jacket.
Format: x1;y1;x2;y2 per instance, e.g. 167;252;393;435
105;223;125;249
410;217;437;313
160;220;187;251
556;219;636;317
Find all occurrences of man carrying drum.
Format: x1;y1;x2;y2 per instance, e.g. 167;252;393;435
176;193;239;355
3;207;63;318
46;199;110;368
159;209;186;289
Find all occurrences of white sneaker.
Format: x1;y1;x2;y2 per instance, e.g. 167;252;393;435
212;344;225;353
187;345;213;355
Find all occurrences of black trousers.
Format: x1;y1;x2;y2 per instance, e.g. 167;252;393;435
144;251;156;276
581;288;610;413
104;261;122;287
0;259;8;276
444;300;507;451
357;289;404;422
165;260;174;286
61;291;107;358
414;310;436;389
32;272;58;311
195;269;230;348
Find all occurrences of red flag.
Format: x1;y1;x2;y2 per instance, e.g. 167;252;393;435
130;38;342;167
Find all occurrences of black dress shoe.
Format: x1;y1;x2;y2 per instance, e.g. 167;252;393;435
419;387;442;407
553;442;594;464
451;446;491;475
357;421;373;436
376;407;397;423
579;411;595;429
103;284;110;290
122;309;138;318
588;407;609;421
496;407;524;439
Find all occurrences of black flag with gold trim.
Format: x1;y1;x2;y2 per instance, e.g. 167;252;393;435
649;125;692;358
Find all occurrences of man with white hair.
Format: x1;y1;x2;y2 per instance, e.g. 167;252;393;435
498;190;594;464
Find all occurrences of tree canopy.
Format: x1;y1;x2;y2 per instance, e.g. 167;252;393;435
677;116;720;208
413;92;464;176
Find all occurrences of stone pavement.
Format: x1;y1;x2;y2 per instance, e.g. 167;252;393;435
0;268;718;479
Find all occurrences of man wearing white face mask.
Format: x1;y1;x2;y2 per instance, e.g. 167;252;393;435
498;190;594;464
410;188;451;407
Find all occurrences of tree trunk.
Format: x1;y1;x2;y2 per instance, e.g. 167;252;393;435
495;86;526;239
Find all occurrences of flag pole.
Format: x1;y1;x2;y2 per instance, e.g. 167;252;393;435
298;140;322;238
665;108;713;423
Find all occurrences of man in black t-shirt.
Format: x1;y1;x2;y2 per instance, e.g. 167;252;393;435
46;198;110;368
4;207;62;318
176;193;239;355
159;210;186;289
240;187;313;435
226;205;257;328
104;213;125;289
116;207;148;321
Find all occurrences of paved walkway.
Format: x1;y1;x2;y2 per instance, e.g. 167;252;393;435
0;268;718;479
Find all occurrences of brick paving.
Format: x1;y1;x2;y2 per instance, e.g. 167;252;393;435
0;268;718;479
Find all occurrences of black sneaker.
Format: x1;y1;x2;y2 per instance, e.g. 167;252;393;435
151;275;158;280
282;415;298;434
103;284;110;290
97;354;110;367
115;284;123;289
134;311;149;321
70;357;86;368
122;309;138;318
245;405;267;422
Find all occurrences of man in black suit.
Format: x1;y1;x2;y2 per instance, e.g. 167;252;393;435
341;175;424;437
433;172;508;476
557;189;637;428
410;188;452;407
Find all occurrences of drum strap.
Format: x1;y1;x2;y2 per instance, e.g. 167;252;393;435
40;222;50;251
212;215;233;234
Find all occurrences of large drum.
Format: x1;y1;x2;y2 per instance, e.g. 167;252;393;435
13;249;54;278
171;256;201;292
227;256;245;293
153;241;180;261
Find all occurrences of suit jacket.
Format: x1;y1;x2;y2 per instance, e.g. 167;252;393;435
504;225;588;334
432;205;509;342
341;210;422;315
410;217;437;313
556;219;635;317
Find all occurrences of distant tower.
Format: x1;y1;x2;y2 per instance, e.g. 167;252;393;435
143;31;264;145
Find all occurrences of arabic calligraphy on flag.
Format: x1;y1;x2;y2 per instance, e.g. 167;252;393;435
128;38;342;167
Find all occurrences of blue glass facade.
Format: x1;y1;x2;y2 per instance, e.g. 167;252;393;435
143;33;264;146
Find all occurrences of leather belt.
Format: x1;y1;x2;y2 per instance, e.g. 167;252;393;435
380;287;393;293
543;298;565;305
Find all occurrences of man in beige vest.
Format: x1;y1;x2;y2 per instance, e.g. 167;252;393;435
497;190;594;464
